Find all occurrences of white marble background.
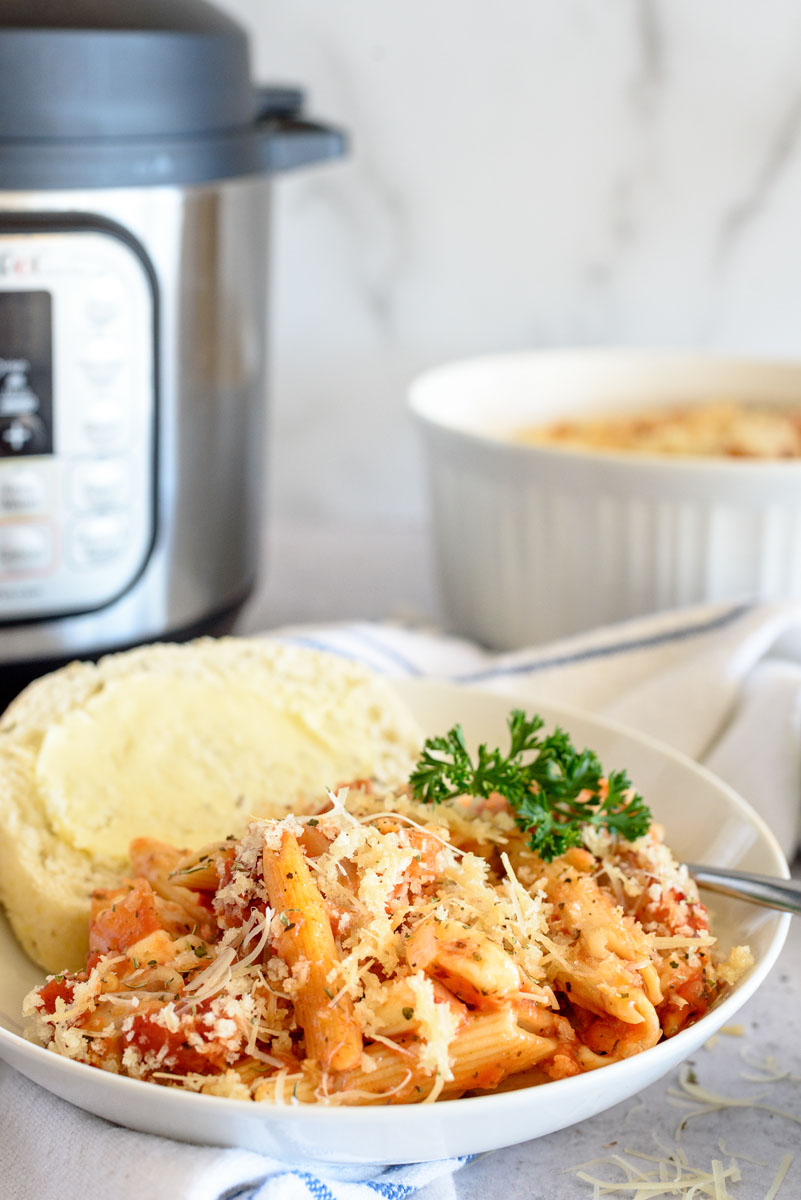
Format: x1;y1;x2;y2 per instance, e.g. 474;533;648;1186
221;0;801;528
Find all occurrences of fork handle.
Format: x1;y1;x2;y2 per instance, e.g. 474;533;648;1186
686;862;801;916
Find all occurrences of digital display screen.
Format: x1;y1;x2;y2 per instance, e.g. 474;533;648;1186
0;290;53;457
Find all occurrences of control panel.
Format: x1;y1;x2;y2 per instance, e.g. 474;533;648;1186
0;226;156;620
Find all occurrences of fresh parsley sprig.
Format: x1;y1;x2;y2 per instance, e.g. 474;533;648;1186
409;708;651;861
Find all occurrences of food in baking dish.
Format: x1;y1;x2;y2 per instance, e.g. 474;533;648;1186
516;400;801;458
23;712;751;1105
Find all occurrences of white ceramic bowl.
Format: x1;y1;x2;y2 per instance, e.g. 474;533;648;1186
0;680;789;1164
409;350;801;649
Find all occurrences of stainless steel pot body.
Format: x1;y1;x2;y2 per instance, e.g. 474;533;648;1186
0;178;269;666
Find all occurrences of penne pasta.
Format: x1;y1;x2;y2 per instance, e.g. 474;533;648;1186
23;779;751;1104
262;830;362;1072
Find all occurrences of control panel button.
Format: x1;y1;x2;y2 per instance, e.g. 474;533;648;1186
70;458;129;511
85;276;124;326
81;338;124;385
0;414;49;456
0;522;52;571
70;514;128;567
84;401;127;448
0;467;47;513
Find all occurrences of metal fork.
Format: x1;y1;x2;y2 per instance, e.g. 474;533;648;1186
685;863;801;916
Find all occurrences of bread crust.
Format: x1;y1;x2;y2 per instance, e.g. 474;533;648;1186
0;636;422;973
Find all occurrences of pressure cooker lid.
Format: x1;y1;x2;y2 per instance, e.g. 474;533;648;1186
0;0;345;188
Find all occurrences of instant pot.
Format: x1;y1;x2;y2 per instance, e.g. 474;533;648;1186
0;0;345;695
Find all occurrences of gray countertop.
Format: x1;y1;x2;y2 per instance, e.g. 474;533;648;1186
238;516;801;1200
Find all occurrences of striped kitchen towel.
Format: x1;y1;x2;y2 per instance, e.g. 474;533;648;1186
275;598;801;858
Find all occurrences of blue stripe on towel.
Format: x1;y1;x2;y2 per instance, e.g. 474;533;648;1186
241;1156;475;1200
246;1171;339;1200
295;1174;339;1200
364;1182;416;1199
340;625;426;677
453;601;754;684
276;628;423;677
273;633;381;673
363;1155;475;1198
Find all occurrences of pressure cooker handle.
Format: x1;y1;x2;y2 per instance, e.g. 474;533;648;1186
255;84;347;173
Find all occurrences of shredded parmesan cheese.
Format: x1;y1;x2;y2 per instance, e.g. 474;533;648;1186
22;782;756;1110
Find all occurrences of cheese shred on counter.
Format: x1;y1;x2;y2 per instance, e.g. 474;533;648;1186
23;781;752;1105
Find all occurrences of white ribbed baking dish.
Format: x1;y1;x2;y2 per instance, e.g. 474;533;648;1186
409;350;801;649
